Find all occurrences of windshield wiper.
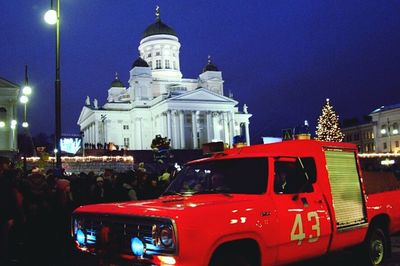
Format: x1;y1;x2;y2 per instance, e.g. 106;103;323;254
161;191;185;197
192;190;233;197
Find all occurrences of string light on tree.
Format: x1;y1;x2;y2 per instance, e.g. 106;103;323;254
315;98;345;142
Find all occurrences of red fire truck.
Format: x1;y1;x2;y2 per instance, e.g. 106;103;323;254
72;140;400;265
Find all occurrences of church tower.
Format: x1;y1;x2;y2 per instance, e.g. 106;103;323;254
198;56;224;95
138;6;183;81
128;57;152;102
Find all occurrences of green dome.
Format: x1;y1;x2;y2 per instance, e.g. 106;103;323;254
143;19;177;38
202;56;219;72
111;73;124;87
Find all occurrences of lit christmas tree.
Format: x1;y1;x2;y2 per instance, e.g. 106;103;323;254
315;98;345;142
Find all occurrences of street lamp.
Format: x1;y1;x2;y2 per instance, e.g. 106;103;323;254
44;0;62;171
20;65;33;174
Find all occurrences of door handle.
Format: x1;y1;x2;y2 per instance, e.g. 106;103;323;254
300;197;309;208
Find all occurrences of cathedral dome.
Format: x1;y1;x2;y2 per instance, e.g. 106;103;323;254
202;55;219;72
110;73;124;87
143;20;177;38
142;6;177;39
132;57;149;68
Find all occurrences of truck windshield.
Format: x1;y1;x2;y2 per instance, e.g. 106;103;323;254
163;157;268;195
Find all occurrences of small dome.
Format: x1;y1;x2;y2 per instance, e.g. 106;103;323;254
202;55;219;72
110;73;124;87
132;57;149;68
142;6;177;38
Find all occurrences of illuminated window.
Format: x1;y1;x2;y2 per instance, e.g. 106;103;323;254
381;125;387;136
156;60;162;69
392;123;399;135
165;60;170;69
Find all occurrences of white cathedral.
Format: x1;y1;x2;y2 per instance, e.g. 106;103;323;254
77;8;252;150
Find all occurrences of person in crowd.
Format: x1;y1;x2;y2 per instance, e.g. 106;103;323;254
0;157;22;264
122;172;139;201
90;176;107;203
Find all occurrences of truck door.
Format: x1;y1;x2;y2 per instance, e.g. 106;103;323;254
271;157;331;265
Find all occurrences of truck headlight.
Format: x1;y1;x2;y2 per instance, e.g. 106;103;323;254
160;226;174;247
152;224;176;248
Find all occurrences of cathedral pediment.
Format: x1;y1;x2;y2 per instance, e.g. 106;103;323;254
169;88;237;104
77;106;94;125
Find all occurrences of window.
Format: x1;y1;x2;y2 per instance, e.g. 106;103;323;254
156;51;161;56
164;158;268;195
124;138;129;147
381;125;387;136
383;142;387;149
148;61;152;69
274;157;316;194
396;141;399;148
156;60;162;69
392;123;399;135
123;125;129;130
165;60;170;69
173;61;177;70
147;53;151;58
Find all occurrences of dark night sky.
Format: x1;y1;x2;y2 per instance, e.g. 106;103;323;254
1;1;400;143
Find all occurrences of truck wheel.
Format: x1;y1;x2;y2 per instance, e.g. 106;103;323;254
363;227;388;266
209;253;252;266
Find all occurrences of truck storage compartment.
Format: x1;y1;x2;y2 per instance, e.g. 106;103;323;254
324;149;367;229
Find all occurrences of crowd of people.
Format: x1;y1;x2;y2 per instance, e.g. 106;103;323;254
0;156;176;266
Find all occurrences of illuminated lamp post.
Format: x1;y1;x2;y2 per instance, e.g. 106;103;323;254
44;0;62;171
20;65;33;175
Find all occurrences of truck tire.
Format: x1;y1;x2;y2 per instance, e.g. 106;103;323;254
209;253;252;266
362;226;388;266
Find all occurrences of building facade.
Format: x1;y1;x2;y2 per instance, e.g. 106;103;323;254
370;104;400;153
342;103;400;153
342;122;375;153
77;9;252;150
0;77;19;153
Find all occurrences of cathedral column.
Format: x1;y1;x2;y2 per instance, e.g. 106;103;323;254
135;118;143;149
192;111;198;149
167;110;172;143
228;112;235;145
212;112;219;141
179;110;185;149
94;121;99;145
206;111;212;142
172;110;179;149
223;112;229;145
88;124;92;145
161;112;167;137
245;122;250;145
